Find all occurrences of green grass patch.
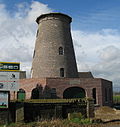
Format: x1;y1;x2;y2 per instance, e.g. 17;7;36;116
0;106;7;108
113;95;120;103
113;95;120;100
68;112;92;125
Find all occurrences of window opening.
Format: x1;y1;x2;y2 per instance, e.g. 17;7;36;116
60;68;64;77
92;88;97;104
59;47;64;55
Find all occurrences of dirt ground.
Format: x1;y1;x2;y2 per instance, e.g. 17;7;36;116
95;106;120;122
94;106;120;127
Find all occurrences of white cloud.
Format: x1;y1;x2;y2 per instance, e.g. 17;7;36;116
99;45;120;61
0;1;120;88
26;1;52;23
0;1;52;77
72;30;120;86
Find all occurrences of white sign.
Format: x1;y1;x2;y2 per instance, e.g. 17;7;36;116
69;80;80;85
0;72;19;91
0;91;8;108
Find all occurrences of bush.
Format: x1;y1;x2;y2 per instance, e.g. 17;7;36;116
68;112;83;120
68;112;92;124
80;118;92;124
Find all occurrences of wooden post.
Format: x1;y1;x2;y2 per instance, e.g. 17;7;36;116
15;102;24;122
86;98;94;118
13;91;15;100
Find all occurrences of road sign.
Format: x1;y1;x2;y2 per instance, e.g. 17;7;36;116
0;62;20;71
0;72;19;91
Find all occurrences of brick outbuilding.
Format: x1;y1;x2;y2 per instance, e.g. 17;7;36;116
11;74;113;107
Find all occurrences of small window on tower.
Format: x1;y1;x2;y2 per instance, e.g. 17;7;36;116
59;47;64;55
36;29;39;37
33;50;35;58
60;68;64;77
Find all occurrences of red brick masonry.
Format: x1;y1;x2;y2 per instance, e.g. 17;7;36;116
10;77;113;107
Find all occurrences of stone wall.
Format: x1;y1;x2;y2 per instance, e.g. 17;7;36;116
0;99;94;124
7;99;94;123
24;102;88;122
0;110;9;125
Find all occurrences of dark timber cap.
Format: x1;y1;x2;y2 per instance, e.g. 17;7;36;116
36;12;72;24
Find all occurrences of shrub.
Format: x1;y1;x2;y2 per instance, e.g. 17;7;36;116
68;112;83;120
80;118;92;124
68;112;92;125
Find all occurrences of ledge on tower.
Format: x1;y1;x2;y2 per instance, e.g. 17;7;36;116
36;12;72;24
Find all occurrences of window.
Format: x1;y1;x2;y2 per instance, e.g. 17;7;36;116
60;68;64;77
59;47;64;55
33;50;35;58
17;89;26;100
92;88;97;104
36;29;39;37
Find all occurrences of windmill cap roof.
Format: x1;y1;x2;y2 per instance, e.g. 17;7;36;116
36;12;72;24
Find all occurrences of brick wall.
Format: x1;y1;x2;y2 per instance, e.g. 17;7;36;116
32;13;78;78
0;110;9;124
10;77;113;107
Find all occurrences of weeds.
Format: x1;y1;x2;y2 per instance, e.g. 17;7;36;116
68;112;92;125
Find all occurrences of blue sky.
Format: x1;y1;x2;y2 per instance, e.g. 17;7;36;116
1;0;120;31
0;0;120;89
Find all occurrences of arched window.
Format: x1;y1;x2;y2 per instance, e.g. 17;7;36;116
59;47;64;55
60;68;64;77
17;89;26;100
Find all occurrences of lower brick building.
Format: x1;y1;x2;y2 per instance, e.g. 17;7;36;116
11;72;113;107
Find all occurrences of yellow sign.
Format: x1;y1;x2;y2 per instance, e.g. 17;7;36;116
0;62;20;71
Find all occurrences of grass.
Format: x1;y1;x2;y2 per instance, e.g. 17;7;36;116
113;95;120;103
113;95;120;100
95;106;120;122
0;113;92;127
0;119;93;127
0;106;7;108
68;112;92;125
1;119;120;127
0;112;85;126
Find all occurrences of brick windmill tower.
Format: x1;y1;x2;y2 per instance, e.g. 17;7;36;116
31;13;78;78
18;12;113;107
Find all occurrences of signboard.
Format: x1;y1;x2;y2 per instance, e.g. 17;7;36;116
0;62;20;71
0;91;8;108
69;80;80;85
0;72;19;91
